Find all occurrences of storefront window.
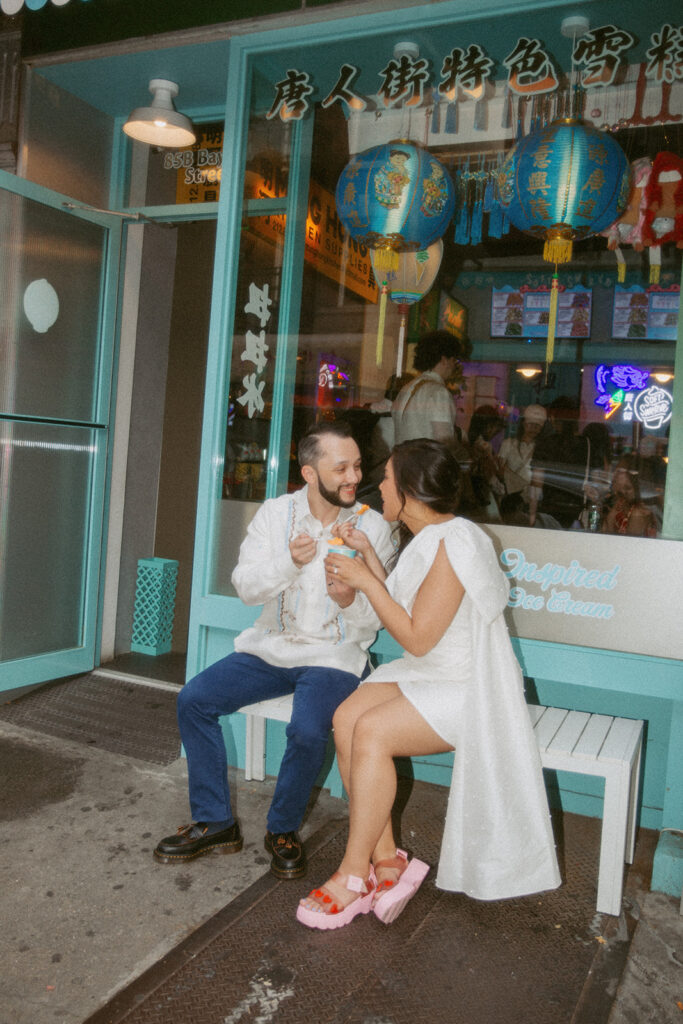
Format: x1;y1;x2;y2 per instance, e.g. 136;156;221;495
128;120;224;207
212;12;681;594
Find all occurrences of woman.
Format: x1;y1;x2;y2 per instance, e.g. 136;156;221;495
297;440;560;931
497;404;547;503
601;455;658;538
466;404;505;518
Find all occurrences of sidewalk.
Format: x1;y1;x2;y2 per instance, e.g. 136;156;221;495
1;675;680;1024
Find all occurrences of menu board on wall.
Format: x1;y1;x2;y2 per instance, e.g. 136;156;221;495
491;285;592;339
612;285;680;341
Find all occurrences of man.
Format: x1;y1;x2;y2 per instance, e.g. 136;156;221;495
392;330;465;446
154;421;394;879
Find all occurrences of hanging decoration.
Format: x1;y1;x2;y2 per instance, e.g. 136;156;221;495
639;151;683;284
370;240;443;373
496;118;631;264
602;157;652;282
335;141;455;273
453;154;510;246
496;117;630;372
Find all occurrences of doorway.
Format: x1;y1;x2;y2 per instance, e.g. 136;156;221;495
107;219;216;685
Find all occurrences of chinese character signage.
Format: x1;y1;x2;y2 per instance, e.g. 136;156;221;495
265;22;682;121
492;284;592;338
612;284;680;340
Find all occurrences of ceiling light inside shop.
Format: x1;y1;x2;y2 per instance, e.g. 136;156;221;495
123;79;196;148
516;367;542;379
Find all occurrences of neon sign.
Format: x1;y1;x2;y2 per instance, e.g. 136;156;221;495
594;364;649;419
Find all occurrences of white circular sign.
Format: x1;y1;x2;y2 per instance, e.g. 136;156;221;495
23;278;60;334
633;385;673;431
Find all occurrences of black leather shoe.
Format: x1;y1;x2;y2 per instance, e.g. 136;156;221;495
264;830;307;879
153;821;243;863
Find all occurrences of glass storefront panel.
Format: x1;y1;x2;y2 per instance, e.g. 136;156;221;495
214;211;286;594
0;419;98;661
0;189;108;423
211;6;682;593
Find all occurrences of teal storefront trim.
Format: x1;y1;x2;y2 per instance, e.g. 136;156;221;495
181;1;683;899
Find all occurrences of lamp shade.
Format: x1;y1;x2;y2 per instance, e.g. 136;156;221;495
370;240;443;375
497;119;631;264
123;79;196;148
336;141;455;269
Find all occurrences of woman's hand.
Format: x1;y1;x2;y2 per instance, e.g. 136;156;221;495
331;520;372;555
324;551;377;592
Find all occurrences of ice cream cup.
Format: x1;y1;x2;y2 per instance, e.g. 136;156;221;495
328;542;357;558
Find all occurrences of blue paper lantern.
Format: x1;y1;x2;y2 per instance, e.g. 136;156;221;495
497;119;631;265
336;141;455;269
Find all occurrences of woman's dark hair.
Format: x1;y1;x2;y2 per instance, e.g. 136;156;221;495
467;404;504;444
389;439;462;559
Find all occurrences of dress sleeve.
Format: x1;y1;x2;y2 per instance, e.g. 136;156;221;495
441;520;509;623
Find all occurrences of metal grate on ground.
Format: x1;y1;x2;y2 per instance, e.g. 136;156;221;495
82;781;638;1024
0;673;181;765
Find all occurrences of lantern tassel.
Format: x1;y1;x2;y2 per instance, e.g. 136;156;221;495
543;235;573;264
396;305;409;378
615;246;626;283
373;247;400;273
545;272;559;378
376;283;389;367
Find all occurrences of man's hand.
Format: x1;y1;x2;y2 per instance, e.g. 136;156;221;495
325;574;355;608
289;532;317;569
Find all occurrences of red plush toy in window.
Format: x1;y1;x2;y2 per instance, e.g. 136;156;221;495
639;151;683;283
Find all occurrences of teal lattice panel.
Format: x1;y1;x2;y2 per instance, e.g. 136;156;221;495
131;557;179;655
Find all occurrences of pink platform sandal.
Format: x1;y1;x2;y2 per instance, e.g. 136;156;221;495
372;848;430;924
296;870;376;931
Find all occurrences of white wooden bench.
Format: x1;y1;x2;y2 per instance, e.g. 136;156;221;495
240;697;643;917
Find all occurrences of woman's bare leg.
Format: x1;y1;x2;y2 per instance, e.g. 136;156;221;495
299;690;451;915
333;683;400;797
339;693;451;881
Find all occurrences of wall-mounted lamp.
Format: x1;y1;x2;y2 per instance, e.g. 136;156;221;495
516;367;542;379
122;79;196;148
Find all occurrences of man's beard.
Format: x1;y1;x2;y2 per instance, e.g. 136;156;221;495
315;471;357;508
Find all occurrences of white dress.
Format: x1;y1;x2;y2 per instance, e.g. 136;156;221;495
363;517;561;901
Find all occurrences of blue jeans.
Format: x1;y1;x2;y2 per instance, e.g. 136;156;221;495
177;652;361;834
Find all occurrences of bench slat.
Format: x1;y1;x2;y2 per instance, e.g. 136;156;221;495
571;713;614;760
546;710;592;757
533;706;570;751
598;717;644;764
527;704;546;727
241;695;293;721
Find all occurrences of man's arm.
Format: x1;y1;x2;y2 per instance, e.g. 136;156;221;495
231;500;302;606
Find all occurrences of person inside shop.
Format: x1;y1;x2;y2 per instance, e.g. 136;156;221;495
497;404;548;508
391;330;467;452
528;396;590;530
154;421;394;878
296;438;560;930
466;404;506;520
356;372;417;512
601;454;658;538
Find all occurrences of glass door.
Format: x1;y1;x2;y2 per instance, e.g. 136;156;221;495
0;171;121;692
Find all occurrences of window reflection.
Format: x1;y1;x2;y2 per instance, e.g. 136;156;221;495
219;99;680;553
